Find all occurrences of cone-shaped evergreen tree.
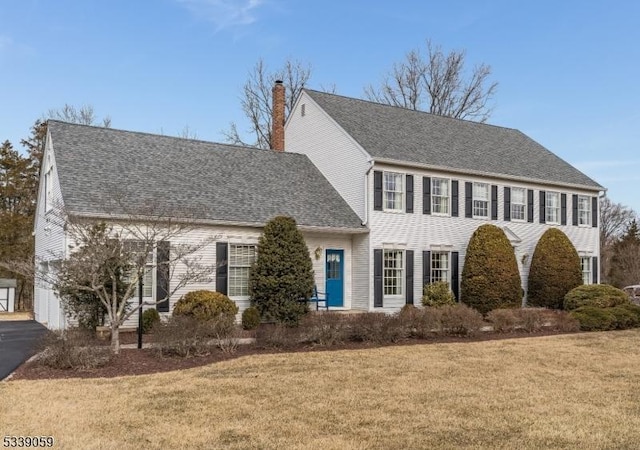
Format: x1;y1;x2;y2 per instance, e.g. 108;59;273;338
249;216;314;324
527;228;582;309
461;224;522;314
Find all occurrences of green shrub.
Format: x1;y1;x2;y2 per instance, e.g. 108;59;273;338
439;304;484;336
564;284;630;311
608;306;639;329
173;290;238;321
461;224;522;314
142;308;161;334
249;216;314;325
570;306;616;331
422;281;456;308
241;306;261;330
527;228;582;309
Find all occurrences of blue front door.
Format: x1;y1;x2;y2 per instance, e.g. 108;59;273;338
325;249;344;307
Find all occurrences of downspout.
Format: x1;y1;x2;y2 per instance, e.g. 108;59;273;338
362;160;375;226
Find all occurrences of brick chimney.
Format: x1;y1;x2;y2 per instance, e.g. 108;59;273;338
271;80;285;152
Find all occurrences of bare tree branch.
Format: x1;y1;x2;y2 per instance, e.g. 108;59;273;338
365;40;498;122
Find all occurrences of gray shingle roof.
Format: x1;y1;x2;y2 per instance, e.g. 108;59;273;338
305;90;603;190
48;121;364;230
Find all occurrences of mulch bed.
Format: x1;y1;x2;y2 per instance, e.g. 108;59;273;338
8;329;574;381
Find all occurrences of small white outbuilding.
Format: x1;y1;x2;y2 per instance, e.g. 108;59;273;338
0;279;16;313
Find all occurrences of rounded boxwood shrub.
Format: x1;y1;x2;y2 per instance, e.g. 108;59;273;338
249;216;314;325
527;228;582;309
241;306;261;330
173;290;238;323
141;308;161;334
461;224;522;315
422;281;456;308
569;306;616;331
564;284;630;311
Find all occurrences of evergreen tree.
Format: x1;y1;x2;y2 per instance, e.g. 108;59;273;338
461;224;522;314
527;228;582;309
249;216;314;324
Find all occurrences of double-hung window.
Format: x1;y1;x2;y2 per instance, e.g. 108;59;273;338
546;191;560;224
383;172;403;212
228;244;256;297
580;256;592;284
383;249;404;296
431;252;450;284
432;178;450;215
511;187;526;221
578;195;591;226
473;183;489;218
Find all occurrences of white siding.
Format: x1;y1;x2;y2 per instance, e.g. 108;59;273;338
33;132;67;328
351;233;370;310
368;163;601;313
286;91;371;221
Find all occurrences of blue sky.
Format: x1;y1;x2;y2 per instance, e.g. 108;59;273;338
1;0;638;212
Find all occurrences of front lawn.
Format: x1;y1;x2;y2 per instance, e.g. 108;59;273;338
2;330;640;449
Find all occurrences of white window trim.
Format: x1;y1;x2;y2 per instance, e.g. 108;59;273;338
580;256;592;285
546;191;561;225
228;243;256;298
383;249;404;297
472;182;489;219
430;251;451;285
577;195;591;227
510;187;527;222
431;177;451;216
383;171;404;213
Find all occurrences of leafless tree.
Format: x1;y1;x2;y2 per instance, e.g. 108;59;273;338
364;40;498;122
2;199;216;354
46;104;111;127
599;196;637;282
223;58;312;149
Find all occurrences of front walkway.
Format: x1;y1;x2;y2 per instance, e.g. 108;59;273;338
0;319;47;380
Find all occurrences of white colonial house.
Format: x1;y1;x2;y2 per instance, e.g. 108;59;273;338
286;89;604;313
34;83;604;329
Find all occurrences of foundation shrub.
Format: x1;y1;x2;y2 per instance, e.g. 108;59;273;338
513;308;547;332
422;281;456;308
154;315;223;357
545;310;581;332
299;313;349;346
254;323;302;349
439;304;484;336
609;305;640;329
347;312;407;344
241;306;261;330
486;308;519;333
527;228;582;309
399;305;442;338
570;306;616;331
142;308;161;334
563;284;630;311
461;224;522;314
37;329;111;369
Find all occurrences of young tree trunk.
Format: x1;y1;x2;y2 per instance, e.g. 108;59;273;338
110;323;120;354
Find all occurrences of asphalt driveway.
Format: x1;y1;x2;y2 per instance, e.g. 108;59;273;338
0;320;47;380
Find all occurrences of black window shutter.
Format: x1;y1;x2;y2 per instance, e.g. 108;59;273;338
539;190;546;224
374;249;383;307
504;187;511;221
216;242;228;295
373;171;383;211
491;185;498;220
527;189;534;223
451;251;459;301
422;251;431;286
572;194;579;226
405;250;414;305
451;180;459;217
422;177;431;215
592;257;598;284
406;175;414;213
592;197;598;228
561;193;567;225
156;241;170;312
465;182;473;218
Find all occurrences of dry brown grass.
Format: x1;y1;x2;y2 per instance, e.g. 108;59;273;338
0;312;33;321
2;330;640;449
